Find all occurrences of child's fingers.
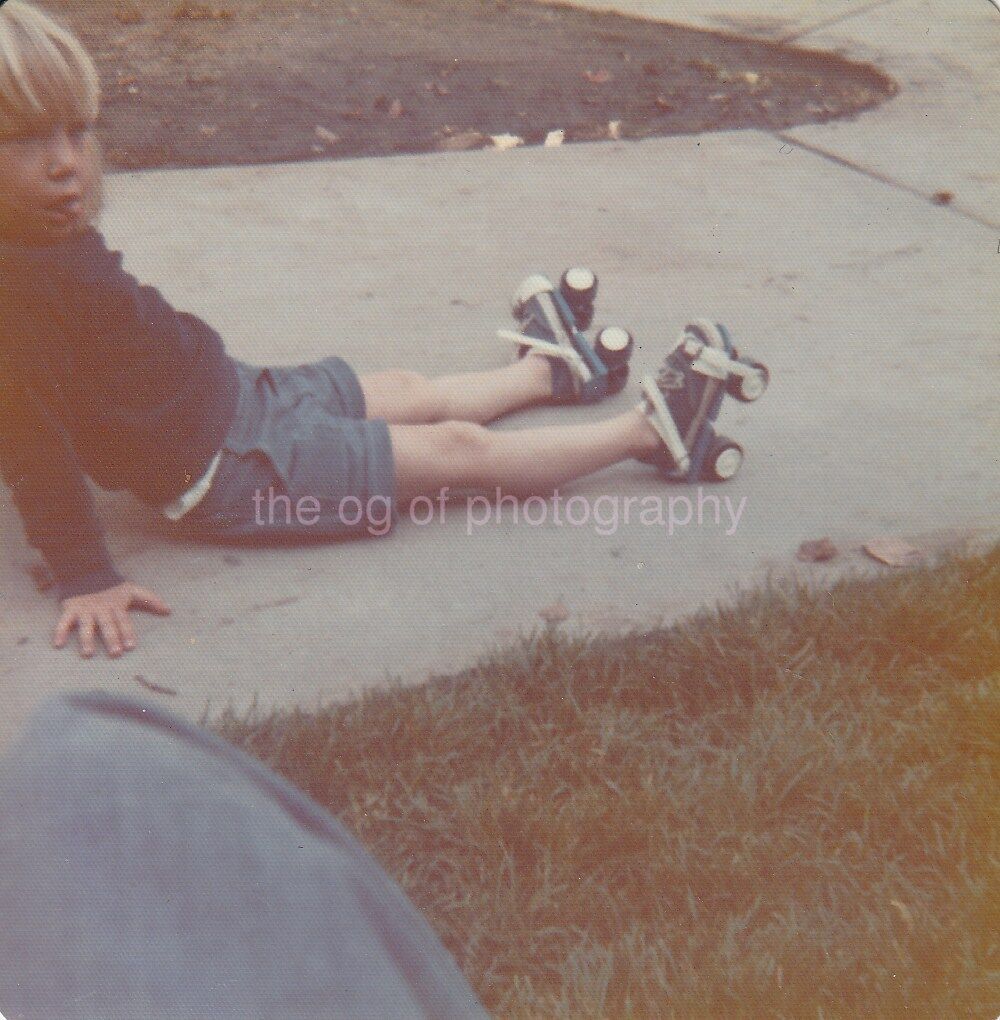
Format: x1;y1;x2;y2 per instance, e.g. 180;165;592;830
53;610;77;649
116;609;138;651
95;611;123;658
128;586;171;616
77;616;97;658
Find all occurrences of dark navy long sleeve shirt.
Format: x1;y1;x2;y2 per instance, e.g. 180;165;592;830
0;227;239;599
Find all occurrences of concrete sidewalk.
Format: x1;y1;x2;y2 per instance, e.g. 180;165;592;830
552;0;999;227
1;1;997;746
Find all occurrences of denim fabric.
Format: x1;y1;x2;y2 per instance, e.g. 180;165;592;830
0;692;486;1020
177;357;397;540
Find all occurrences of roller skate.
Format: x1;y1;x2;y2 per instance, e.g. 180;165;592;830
498;267;636;404
637;320;769;482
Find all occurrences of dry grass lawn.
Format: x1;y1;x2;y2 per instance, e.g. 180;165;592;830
215;546;999;1018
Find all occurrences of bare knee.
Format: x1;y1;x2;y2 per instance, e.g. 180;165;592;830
379;369;427;400
435;420;490;452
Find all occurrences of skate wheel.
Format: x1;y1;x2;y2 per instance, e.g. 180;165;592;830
560;267;598;331
594;326;634;368
562;266;597;294
703;436;743;481
605;364;630;395
727;362;769;403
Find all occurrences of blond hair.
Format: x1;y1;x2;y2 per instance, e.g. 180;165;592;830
0;1;100;139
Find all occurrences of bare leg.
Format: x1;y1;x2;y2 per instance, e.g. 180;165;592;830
360;354;553;425
391;407;660;504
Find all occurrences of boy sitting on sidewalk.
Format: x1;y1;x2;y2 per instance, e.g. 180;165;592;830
0;1;699;659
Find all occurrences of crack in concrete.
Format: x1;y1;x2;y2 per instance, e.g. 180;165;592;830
771;130;999;231
770;0;997;231
779;0;908;43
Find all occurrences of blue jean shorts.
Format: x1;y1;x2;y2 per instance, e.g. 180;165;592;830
176;357;396;541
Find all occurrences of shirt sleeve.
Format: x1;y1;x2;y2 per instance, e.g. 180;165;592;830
0;376;124;600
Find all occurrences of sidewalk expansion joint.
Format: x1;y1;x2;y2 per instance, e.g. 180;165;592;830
772;131;1000;232
778;0;908;43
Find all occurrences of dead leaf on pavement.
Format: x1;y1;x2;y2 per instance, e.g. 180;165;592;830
864;537;925;567
134;675;179;697
797;538;838;563
539;600;570;624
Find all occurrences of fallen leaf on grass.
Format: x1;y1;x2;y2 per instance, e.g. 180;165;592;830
491;133;524;151
864;537;925;567
584;68;613;84
796;538;838;562
314;125;340;145
539;600;570;624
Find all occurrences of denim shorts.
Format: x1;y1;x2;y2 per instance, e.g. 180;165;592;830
176;357;397;541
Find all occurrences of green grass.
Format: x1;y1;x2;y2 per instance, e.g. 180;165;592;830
214;545;1000;1018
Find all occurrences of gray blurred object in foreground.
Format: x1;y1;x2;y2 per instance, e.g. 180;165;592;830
0;691;487;1020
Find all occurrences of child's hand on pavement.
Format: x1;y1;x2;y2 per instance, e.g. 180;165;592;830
54;582;172;658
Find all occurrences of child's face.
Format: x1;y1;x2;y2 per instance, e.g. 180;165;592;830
0;120;103;244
